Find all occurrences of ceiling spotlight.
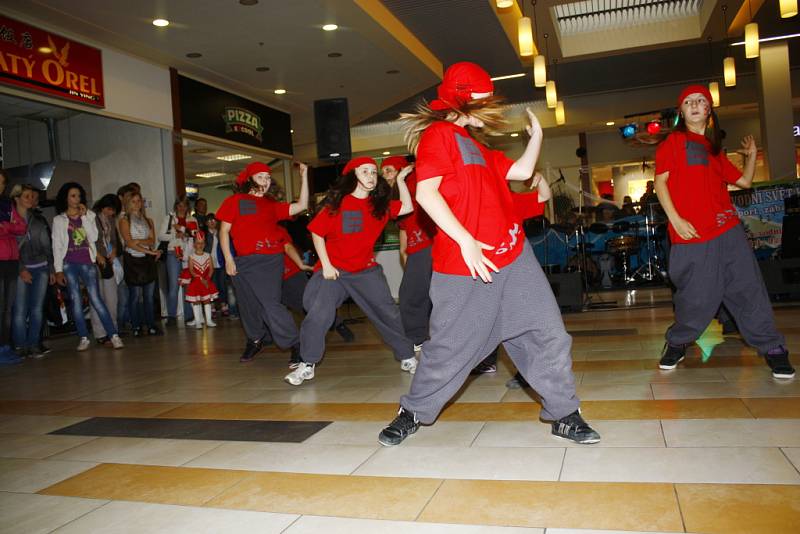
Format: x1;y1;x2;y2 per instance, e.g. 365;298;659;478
152;19;170;27
274;89;286;95
620;124;638;139
37;46;52;54
323;24;338;31
255;66;270;72
290;129;294;133
606;121;615;126
382;151;391;155
186;52;202;58
196;172;225;178
510;133;520;137
217;154;252;162
329;152;341;157
328;52;342;58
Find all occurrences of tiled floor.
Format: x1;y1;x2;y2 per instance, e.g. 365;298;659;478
0;288;799;533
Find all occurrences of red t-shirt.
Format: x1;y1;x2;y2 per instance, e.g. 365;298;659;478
655;131;741;244
511;191;544;223
308;195;401;273
397;171;436;255
276;227;302;280
415;121;521;275
215;193;291;255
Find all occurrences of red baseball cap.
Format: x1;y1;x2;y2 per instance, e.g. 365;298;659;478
430;62;494;111
235;162;272;186
341;157;377;176
677;85;713;108
380;156;409;171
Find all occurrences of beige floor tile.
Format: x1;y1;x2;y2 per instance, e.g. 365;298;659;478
74;383;176;402
742;397;800;418
39;463;247;506
653;380;800;400
55;401;183;418
662;419;800;447
185;442;378;474
0;458;97;492
246;387;382;404
0;415;89;435
473;420;664;448
140;388;266;403
545;530;687;534
368;385;506;403
207;471;440;521
677;483;800;534
577;384;655;400
52;500;298;534
560;446;800;484
417;480;683;532
781;447;800;471
581;368;726;385
304;421;485;447
334;375;415;389
0;434;97;459
0;492;107;534
50;436;223;466
284;515;544;533
353;446;564;480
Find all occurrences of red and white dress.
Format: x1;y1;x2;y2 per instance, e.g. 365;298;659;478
179;252;219;303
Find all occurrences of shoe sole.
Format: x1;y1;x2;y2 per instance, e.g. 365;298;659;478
658;356;684;370
772;372;796;379
551;433;601;445
378;428;416;447
284;373;314;386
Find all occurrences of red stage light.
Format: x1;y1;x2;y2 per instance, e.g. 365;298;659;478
646;121;661;135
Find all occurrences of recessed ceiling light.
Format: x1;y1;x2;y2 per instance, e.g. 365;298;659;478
239;0;258;5
152;19;169;27
190;148;213;154
216;154;252;162
510;133;520;137
606;121;615;126
290;129;294;133
328;52;342;58
274;89;286;95
37;46;52;54
255;66;270;72
186;52;202;58
386;69;400;74
382;151;391;155
322;24;338;31
196;172;225;178
329;152;341;157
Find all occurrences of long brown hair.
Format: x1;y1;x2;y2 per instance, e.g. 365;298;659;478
318;172;392;220
674;108;722;155
401;95;508;155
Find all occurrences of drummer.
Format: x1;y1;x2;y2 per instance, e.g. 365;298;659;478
620;196;637;217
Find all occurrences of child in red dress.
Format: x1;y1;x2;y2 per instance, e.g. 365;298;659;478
180;231;219;330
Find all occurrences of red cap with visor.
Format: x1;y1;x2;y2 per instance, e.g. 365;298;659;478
429;62;494;111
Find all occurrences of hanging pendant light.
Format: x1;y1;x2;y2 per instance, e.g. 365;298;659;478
744;0;759;58
518;17;534;57
555;101;565;125
545;80;557;109
496;0;514;8
533;55;546;87
708;82;720;107
723;56;736;86
779;0;797;18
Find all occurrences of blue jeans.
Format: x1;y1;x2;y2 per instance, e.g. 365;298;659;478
166;251;193;320
63;262;117;339
12;266;49;349
129;281;155;330
212;267;227;304
117;279;130;328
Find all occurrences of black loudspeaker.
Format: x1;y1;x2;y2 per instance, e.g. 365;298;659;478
314;98;351;162
782;215;800;259
546;272;583;312
759;258;800;300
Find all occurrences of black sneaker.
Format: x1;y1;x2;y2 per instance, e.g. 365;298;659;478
505;372;530;389
165;317;177;327
765;348;795;379
148;327;163;336
37;343;52;355
240;340;263;363
96;336;110;345
659;343;686;370
470;360;497;375
378;407;420;446
289;344;302;369
335;323;355;343
551;410;601;444
132;328;142;338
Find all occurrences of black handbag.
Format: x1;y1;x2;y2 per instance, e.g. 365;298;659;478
156;215;172;261
97;258;115;280
123;252;157;286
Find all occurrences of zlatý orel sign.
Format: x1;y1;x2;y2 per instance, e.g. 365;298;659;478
0;15;104;107
223;107;264;142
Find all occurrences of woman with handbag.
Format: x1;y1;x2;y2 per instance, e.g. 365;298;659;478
52;182;123;351
119;192;162;336
90;194;122;345
158;196;197;326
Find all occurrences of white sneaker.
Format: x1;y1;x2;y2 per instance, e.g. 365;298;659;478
400;357;417;374
77;337;91;351
110;335;124;349
284;362;315;386
186;319;197;327
195;320;204;330
413;344;423;354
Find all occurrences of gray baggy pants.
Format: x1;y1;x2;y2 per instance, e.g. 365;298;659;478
231;254;299;349
300;266;414;363
401;242;580;424
398;247;433;345
666;224;784;353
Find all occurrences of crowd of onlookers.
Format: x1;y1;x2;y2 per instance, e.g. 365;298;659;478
0;169;235;364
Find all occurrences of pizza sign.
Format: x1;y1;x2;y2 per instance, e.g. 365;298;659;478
223;107;264;142
0;15;104;107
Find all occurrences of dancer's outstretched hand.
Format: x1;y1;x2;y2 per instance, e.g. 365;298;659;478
525;107;542;138
458;238;498;283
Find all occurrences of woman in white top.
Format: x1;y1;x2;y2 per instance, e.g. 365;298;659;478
158;196;197;325
120;192;161;336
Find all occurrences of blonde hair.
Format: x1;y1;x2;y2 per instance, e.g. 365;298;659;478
123;192;149;221
401;95;508;155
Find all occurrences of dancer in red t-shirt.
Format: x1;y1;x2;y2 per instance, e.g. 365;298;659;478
217;161;309;364
655;85;793;378
378;62;599;446
285;157;416;385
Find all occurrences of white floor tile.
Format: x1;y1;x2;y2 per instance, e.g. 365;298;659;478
0;434;97;459
285;515;543;533
0;458;97;492
305;421;485;447
473;421;664;448
0;415;89;435
0;492;107;534
560;446;800;484
581;368;726;385
52;501;298;533
781;447;800;471
662;419;800;447
353;446;564;481
50;437;223;466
